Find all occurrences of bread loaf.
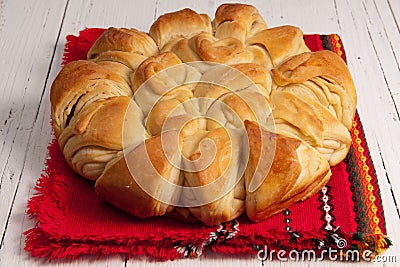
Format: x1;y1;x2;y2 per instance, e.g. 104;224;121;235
50;3;357;226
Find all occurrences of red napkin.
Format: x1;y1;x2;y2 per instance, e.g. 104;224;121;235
24;29;391;261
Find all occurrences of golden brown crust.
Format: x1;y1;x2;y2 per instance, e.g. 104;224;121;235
149;8;212;49
271;50;357;129
50;60;131;136
145;95;203;137
49;3;357;226
244;120;331;222
183;128;245;226
50;60;128;107
133;52;182;92
246;25;310;66
258;169;331;218
244;120;301;221
87;29;157;86
231;63;272;96
59;96;146;180
193;33;244;62
90;50;147;71
194;63;271;115
271;90;351;165
166;32;283;67
272;50;356;102
95;131;183;218
165;32;250;64
231;63;267;84
214;3;267;42
206;87;272;130
87;27;158;59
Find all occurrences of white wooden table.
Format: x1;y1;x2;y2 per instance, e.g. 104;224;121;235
0;0;399;266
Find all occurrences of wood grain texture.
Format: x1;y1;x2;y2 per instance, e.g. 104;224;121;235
0;0;399;266
333;0;400;264
0;0;67;254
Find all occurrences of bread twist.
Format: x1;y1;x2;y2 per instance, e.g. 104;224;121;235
50;3;357;226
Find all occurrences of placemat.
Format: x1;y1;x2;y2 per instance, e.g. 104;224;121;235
24;28;392;261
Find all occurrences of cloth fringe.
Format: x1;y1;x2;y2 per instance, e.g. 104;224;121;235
62;28;105;65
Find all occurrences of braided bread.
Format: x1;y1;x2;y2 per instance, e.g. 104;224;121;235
50;3;357;226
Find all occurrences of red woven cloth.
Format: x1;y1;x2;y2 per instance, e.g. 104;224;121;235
24;29;391;261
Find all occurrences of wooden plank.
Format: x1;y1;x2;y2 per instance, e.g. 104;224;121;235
0;0;69;264
363;0;400;119
334;0;400;263
0;0;68;251
361;0;400;214
355;5;400;259
387;0;400;34
375;0;400;72
60;0;157;34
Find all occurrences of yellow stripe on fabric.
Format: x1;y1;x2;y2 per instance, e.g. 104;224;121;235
349;119;382;235
333;34;343;57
